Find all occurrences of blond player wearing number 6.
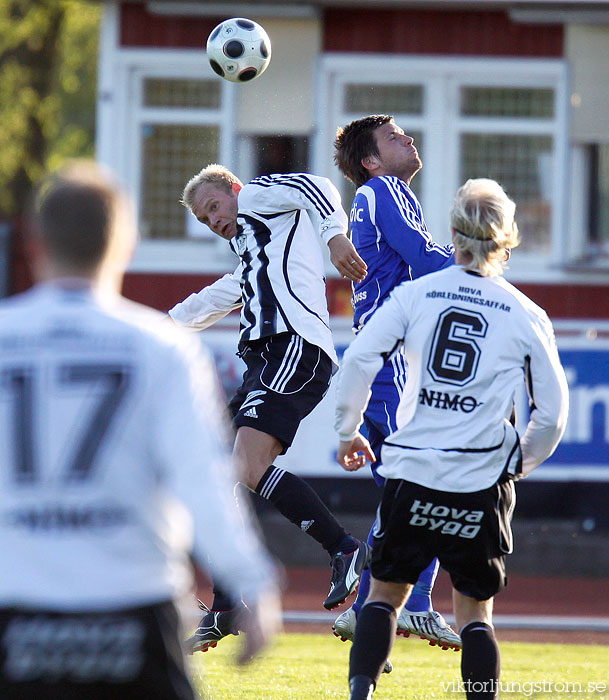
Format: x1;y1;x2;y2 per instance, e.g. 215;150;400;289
334;178;569;700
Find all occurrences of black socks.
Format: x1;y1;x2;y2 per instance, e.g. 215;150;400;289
210;586;234;612
349;601;397;687
460;621;501;700
255;465;352;555
349;675;375;700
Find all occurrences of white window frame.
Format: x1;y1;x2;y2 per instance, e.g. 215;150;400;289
96;1;238;273
314;54;572;283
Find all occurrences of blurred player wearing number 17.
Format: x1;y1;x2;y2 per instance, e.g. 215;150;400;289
0;161;280;700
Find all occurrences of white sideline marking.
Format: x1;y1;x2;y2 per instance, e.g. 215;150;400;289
282;610;609;632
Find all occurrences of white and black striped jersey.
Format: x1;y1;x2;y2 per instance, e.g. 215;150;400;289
0;281;275;611
169;173;347;367
335;265;569;492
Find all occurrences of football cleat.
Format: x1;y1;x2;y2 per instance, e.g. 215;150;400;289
397;609;461;651
333;606;357;642
333;607;393;674
183;600;246;654
323;540;370;610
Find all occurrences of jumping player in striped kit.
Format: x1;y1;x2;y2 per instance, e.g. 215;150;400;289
332;115;459;663
170;165;370;652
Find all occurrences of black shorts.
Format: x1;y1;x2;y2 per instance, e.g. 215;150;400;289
0;601;194;700
229;333;333;453
371;476;516;601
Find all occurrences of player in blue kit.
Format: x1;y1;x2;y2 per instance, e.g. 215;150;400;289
332;115;460;658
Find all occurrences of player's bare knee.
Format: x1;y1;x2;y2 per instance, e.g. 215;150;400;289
234;427;282;489
368;579;412;612
453;589;493;631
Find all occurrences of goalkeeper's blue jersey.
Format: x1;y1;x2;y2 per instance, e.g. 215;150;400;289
348;176;454;459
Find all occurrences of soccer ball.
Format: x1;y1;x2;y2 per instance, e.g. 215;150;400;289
206;18;271;83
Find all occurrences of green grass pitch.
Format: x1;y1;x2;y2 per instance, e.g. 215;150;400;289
190;632;608;700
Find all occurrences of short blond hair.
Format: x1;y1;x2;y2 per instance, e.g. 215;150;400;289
450;178;520;277
181;164;242;214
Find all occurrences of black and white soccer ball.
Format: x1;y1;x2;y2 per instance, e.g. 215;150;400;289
206;18;271;83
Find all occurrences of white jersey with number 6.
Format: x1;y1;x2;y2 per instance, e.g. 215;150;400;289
0;282;274;611
335;265;569;492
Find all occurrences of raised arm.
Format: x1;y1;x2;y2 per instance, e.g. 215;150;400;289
334;286;410;468
168;265;242;330
242;173;366;282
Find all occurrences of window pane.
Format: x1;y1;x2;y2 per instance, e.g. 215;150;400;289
344;84;423;114
598;145;609;246
461;134;553;253
140;124;219;239
254;135;309;176
590;144;609;255
461;87;554;118
143;78;221;109
341;132;424;214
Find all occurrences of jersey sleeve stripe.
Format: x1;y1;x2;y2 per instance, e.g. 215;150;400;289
380;176;421;232
250;174;334;219
381;177;453;258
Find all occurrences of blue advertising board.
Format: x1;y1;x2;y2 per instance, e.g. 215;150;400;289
538;340;609;480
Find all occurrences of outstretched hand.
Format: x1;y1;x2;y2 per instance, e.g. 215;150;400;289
337;434;376;472
328;234;367;283
237;589;283;665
